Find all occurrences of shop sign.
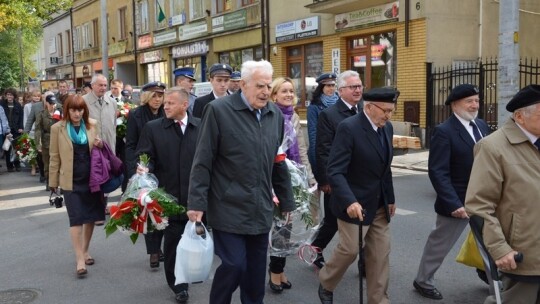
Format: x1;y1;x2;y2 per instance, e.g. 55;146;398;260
140;50;163;64
154;29;177;45
178;22;208;40
138;35;153;49
172;41;209;58
335;1;398;30
332;48;340;75
275;16;319;42
170;13;186;26
212;9;247;33
109;41;127;56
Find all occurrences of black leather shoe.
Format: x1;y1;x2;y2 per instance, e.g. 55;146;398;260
318;284;333;304
313;254;326;269
281;280;292;289
413;281;443;300
159;250;165;262
269;279;283;293
175;290;189;304
150;253;159;268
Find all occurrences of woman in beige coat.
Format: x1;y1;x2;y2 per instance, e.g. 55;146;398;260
49;95;104;277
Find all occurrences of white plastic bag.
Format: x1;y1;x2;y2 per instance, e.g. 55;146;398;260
2;136;11;151
175;221;214;284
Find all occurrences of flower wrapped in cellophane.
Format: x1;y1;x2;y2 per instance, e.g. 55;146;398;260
105;154;184;244
116;100;137;140
269;123;320;258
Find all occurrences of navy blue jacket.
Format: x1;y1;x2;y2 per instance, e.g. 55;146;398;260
306;102;327;174
327;112;395;225
428;114;490;217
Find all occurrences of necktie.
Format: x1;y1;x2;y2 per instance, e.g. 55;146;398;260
178;121;184;134
98;97;103;106
351;106;357;115
378;127;388;160
534;138;540;151
470;121;482;143
255;109;261;121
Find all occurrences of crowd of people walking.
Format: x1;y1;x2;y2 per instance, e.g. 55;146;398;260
1;58;539;304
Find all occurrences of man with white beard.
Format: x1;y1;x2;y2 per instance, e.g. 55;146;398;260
413;84;490;300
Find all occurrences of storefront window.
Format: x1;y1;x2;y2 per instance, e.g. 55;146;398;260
348;31;396;90
145;61;168;84
286;42;323;108
175;57;204;82
218;46;263;72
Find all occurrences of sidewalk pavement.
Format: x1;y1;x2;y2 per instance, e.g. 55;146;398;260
392;149;429;172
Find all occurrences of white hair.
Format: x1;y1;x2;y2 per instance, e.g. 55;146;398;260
91;74;107;85
241;60;273;82
337;70;360;89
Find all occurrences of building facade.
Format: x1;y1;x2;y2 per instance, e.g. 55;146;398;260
42;10;75;91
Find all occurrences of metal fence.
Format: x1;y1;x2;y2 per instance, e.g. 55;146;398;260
425;58;540;147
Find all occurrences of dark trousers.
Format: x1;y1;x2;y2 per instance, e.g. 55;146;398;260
36;152;44;178
210;229;268;304
163;220;188;294
311;193;338;250
269;256;287;274
144;230;164;254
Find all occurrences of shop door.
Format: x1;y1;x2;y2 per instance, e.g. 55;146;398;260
348;37;371;90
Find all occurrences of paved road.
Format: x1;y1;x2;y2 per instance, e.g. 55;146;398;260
0;167;490;304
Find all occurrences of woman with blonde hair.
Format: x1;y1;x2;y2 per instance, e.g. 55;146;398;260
124;81;166;268
267;77;316;293
49;95;104;277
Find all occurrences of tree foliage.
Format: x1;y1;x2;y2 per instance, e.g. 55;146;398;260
0;0;73;32
0;26;42;89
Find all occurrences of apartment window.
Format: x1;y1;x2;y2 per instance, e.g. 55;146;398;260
82;22;91;48
57;33;63;56
156;0;167;29
189;0;205;20
119;7;128;40
138;0;149;34
218;46;262;72
170;0;185;16
241;0;256;6
73;26;81;51
66;30;72;55
216;0;232;13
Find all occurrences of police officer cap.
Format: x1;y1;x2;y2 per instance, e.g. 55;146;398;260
506;84;540;112
83;82;91;89
445;84;479;105
45;95;57;104
142;81;166;93
173;67;196;81
231;71;241;81
363;87;400;103
316;73;337;84
209;63;233;78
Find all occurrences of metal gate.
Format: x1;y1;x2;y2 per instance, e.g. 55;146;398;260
426;58;540;147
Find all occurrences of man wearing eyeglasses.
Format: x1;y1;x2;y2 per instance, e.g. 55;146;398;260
318;87;399;304
312;70;365;271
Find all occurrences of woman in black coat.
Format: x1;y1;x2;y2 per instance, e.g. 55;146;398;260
1;88;24;171
123;81;165;268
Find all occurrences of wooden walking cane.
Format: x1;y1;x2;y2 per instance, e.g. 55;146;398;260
359;209;366;304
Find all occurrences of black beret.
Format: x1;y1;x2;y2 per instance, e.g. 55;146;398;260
209;63;233;77
445;84;479;105
316;73;337;84
83;82;92;89
506;84;540;112
142;81;166;93
363;87;400;103
45;95;57;104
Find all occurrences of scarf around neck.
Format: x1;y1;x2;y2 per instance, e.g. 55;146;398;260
321;92;339;108
276;104;300;163
67;121;88;145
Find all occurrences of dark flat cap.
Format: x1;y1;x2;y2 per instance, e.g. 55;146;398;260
231;71;241;80
142;81;166;93
316;73;337;84
45;95;57;104
445;84;479;105
506;84;540;112
363;87;400;103
173;67;196;80
209;63;233;77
